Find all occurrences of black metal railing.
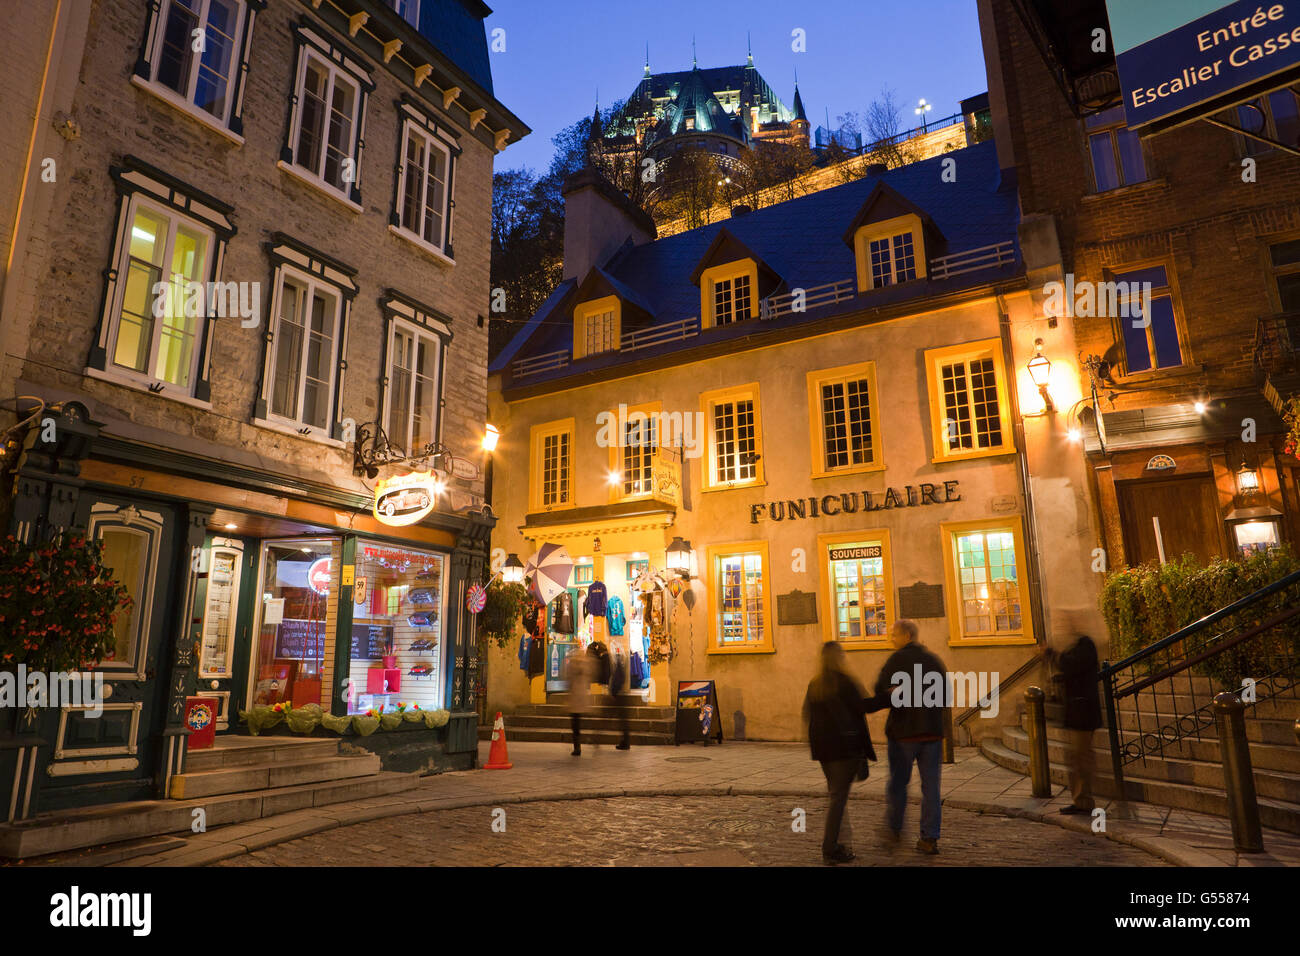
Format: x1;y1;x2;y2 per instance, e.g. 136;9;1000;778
1099;567;1300;798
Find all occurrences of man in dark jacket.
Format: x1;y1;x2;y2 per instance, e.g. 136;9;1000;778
866;619;946;855
1047;626;1102;814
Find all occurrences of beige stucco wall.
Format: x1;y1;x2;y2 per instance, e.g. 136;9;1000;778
487;288;1103;743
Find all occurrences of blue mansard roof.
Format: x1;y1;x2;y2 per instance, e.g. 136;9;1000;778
493;140;1022;383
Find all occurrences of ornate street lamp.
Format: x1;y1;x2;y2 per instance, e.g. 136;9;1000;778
1026;339;1055;412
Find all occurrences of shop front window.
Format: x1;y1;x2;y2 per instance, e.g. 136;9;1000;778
827;541;888;641
252;540;333;707
347;541;446;715
199;545;241;677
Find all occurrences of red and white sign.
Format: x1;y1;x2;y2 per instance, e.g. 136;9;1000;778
308;557;332;595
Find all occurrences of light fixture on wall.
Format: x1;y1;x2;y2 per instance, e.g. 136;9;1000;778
667;536;695;579
502;553;525;584
482;423;500;452
1026;338;1055;412
1237;460;1261;497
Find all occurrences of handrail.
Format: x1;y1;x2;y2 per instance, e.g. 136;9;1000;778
954;651;1044;727
1099;565;1300;677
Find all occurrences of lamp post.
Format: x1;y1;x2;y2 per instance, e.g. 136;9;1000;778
502;553;525;584
915;98;933;132
667;536;695;579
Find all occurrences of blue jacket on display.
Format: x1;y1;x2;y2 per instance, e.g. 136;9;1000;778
584;580;608;617
606;595;626;636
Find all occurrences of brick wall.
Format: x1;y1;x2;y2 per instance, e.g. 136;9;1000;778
989;0;1300;415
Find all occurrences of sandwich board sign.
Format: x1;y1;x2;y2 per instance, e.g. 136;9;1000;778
674;680;723;745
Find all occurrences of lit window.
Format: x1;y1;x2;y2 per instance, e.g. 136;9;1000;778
621;413;657;497
398;121;452;254
573;297;621;359
708;543;772;651
385;320;444;457
951;528;1019;639
825;539;889;642
110;198;212;389
1114;265;1182;373
1085;105;1147;191
925;341;1013;462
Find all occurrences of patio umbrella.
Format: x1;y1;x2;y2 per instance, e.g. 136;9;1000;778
525;543;574;604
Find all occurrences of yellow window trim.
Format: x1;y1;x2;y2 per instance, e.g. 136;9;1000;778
940;516;1036;647
573;295;621;361
806;360;887;479
816;529;895;649
924;338;1016;464
699;382;765;491
528;417;577;514
604;400;662;504
699;259;759;328
853;214;927;293
706;539;774;654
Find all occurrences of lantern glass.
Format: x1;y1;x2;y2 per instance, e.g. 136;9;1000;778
1237;463;1260;493
666;536;693;575
1026;353;1052;387
502;554;524;584
482;424;500;452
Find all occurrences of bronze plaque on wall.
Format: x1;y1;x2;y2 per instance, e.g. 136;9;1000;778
777;589;818;625
898;582;945;619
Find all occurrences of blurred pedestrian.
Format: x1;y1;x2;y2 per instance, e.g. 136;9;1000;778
866;619;945;855
1046;611;1102;814
802;641;876;865
608;648;631;750
564;651;593;756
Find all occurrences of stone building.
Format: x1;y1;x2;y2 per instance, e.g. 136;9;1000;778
979;0;1300;568
0;0;526;819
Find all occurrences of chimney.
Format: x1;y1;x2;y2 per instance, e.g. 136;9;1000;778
561;169;656;281
730;204;752;218
864;162;888;176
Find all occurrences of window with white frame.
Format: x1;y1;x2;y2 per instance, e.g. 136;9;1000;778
108;197;212;390
705;391;760;486
385;319;443;457
398;121;452;253
713;273;752;325
810;362;880;474
585;309;617;355
539;431;571;507
150;0;247;123
925;340;1012;461
713;548;768;647
268;270;340;434
282;29;371;204
621;414;658;497
385;0;420;27
868;232;917;286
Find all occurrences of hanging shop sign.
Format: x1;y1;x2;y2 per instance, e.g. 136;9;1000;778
447;455;481;481
373;470;441;526
652;456;682;506
750;482;961;523
308;557;332;595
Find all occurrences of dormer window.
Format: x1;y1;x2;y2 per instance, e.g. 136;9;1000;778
699;260;759;328
854;216;925;291
714;273;751;325
869;232;917;286
573;295;621;360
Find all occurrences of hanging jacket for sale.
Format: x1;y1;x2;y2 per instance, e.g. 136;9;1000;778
518;634;531;672
586;640;612;684
522;598;543;637
527;635;545;677
629;651;645;687
584;580;608;617
606;595;626;636
551;591;575;634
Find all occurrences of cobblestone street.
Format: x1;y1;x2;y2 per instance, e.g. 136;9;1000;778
213;792;1166;867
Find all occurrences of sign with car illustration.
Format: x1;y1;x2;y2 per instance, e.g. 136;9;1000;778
373;470;443;526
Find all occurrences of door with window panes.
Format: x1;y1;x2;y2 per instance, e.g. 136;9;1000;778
195;534;258;731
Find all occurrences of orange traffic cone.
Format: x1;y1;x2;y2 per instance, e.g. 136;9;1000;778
484;711;512;769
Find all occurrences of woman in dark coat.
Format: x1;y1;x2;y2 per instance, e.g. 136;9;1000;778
803;641;877;864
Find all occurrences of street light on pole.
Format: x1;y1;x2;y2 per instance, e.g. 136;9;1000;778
915;98;933;132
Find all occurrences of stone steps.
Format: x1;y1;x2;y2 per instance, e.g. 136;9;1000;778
1112;691;1299;721
1095;709;1297;745
980;739;1300;835
169;754;384;799
1031;723;1300;774
0;769;422;859
185;736;342;772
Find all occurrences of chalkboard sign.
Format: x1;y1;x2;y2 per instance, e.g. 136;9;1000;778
350;624;393;661
274;619;326;661
674;680;723;745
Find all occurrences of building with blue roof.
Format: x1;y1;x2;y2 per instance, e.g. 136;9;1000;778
484;136;1102;748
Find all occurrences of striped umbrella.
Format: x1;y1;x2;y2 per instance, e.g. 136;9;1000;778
524;543;573;605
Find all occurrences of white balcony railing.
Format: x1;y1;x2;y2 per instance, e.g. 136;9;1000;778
928;240;1017;281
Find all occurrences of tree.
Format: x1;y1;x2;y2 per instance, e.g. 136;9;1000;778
861;86;920;169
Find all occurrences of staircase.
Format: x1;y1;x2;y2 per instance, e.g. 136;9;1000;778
482;694;676;745
0;736;422;859
983;566;1300;834
981;682;1300;833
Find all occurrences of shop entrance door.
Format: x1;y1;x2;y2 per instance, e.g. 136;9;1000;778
38;492;180;810
1118;475;1224;567
248;538;336;710
196;535;258;731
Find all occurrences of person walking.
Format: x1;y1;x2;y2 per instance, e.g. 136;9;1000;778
608;648;632;750
564;651;593;756
866;619;945;855
1047;617;1102;814
802;641;876;865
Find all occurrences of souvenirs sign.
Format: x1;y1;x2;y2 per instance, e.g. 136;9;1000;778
374;470;441;526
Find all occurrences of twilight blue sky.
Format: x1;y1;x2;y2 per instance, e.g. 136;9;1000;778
484;0;990;174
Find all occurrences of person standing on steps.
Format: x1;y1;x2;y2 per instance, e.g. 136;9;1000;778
565;651;593;756
866;619;945;856
608;647;632;750
1046;610;1102;815
802;640;876;865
